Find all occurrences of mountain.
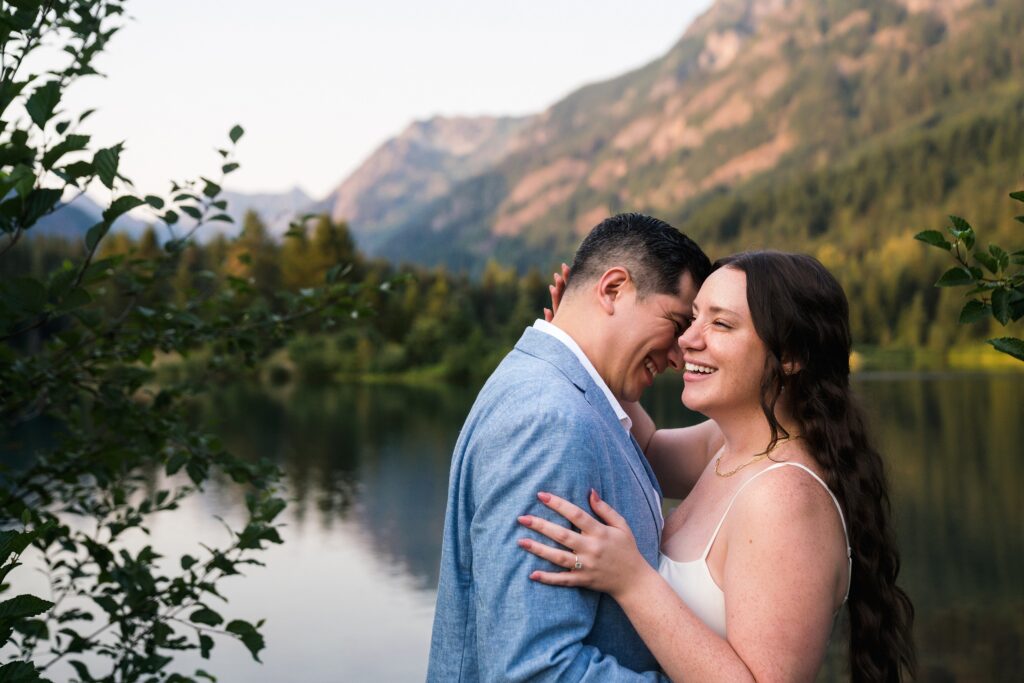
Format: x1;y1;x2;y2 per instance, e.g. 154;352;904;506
30;193;149;241
219;186;315;238
330;0;1023;283
27;186;316;245
323;115;530;252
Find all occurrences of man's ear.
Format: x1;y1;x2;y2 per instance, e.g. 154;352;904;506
596;267;631;314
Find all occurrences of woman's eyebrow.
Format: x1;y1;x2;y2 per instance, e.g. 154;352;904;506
692;303;738;317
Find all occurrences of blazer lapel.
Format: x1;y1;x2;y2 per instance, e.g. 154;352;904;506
515;327;663;532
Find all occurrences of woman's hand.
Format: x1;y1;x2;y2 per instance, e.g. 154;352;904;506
517;489;650;599
542;263;571;322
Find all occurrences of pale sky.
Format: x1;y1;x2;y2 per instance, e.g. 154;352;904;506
53;0;714;200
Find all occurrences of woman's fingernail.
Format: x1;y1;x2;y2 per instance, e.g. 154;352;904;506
529;571;540;580
517;538;530;549
537;492;551;503
518;515;531;526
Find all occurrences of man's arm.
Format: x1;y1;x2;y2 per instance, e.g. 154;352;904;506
469;399;667;682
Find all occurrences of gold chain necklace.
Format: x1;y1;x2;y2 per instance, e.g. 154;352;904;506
714;436;795;478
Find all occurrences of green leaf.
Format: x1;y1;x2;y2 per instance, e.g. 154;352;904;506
6;277;47;313
199;634;214;659
144;195;165;210
0;560;21;588
934;266;975;287
987;337;1024;362
201;178;221;198
165;452;188;475
0;660;43;682
948;215;974;249
21;188;62;228
180;205;202;220
162;210;179;225
1009;190;1024;203
0;79;28;116
948;215;972;232
55;287;92;314
229;125;244;143
102;195;145;223
0;594;53;621
973;250;999;274
208;213;233;223
0;530;34;563
226;619;264;662
180;555;198;571
85;221;109;252
958;300;989;324
67;660;94;682
189;607;223;627
60;160;94;181
93;145;121;189
221;162;239;174
41;134;89;169
914;230;951;251
25;81;61;129
989;244;1009;271
991;288;1011;325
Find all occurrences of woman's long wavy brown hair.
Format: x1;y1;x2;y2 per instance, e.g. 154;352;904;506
715;251;916;681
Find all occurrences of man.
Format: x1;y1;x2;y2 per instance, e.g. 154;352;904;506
428;213;711;681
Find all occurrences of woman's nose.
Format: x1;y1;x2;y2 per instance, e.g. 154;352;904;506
679;320;702;350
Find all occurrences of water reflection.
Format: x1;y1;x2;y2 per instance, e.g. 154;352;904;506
189;371;1021;680
202;382;474;589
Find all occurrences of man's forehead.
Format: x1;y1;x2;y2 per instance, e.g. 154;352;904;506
673;271;699;310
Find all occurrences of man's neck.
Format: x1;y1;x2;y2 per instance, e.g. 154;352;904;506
549;308;608;381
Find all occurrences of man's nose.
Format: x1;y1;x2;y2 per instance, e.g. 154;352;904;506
667;341;683;369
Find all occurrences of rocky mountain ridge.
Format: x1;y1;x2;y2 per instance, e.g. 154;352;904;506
324;0;1022;274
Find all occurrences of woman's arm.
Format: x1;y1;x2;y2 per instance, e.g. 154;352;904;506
518;482;845;682
624;408;723;499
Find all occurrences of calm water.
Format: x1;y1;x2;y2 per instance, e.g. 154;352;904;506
16;372;1024;681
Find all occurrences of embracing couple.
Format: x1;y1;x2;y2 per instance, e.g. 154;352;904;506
427;214;915;682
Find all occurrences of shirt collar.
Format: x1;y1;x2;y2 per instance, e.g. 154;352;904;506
532;319;632;431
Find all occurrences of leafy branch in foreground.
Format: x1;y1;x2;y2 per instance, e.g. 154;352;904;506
1;1;378;680
915;184;1024;361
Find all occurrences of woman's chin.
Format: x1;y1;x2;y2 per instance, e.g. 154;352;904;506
680;388;707;413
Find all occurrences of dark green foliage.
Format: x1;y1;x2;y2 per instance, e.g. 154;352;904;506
915;188;1024;361
0;2;379;680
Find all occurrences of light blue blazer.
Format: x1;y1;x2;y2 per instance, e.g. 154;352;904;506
427;327;668;681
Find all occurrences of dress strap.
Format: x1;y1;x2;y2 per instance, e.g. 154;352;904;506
699;463;853;600
699;462;792;559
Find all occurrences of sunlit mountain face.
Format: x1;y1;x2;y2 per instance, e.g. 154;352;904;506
326;0;1023;279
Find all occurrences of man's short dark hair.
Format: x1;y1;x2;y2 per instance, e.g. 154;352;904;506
567;213;711;298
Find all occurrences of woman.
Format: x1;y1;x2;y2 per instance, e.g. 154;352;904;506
519;251;915;681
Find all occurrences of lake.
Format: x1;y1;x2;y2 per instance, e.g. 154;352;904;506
15;371;1024;681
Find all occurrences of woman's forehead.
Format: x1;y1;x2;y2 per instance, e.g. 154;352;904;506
695;267;748;312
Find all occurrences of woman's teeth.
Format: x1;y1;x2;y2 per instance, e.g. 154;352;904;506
685;362;716;374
